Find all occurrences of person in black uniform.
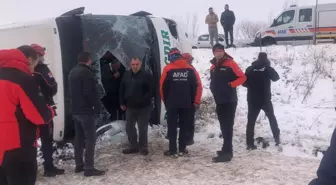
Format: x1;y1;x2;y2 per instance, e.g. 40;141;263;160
243;52;281;149
100;51;126;121
31;44;64;177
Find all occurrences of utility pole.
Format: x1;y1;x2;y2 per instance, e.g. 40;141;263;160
313;0;319;45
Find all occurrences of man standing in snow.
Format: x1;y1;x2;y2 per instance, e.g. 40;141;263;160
182;53;202;145
31;44;65;177
205;7;219;47
220;4;236;48
119;57;153;156
209;43;246;162
309;128;336;185
243;52;281;149
101;51;126;121
68;52;105;177
160;48;202;157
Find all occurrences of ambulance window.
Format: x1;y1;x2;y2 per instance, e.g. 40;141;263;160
299;8;312;22
273;10;295;26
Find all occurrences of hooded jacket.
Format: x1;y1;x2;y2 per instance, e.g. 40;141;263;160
0;49;55;166
243;57;279;104
210;53;246;104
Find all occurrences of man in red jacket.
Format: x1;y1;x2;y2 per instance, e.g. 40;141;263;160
31;44;64;177
209;43;246;162
0;45;55;185
160;48;202;157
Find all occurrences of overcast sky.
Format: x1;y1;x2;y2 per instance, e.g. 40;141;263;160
0;0;334;34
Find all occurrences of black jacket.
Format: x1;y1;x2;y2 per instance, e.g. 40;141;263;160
309;128;336;185
101;64;125;96
33;63;58;105
119;68;153;109
210;55;246;104
160;59;202;109
243;59;279;104
220;10;236;29
68;63;101;115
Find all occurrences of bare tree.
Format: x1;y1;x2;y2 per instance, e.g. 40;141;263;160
235;20;267;40
184;13;199;39
170;13;199;39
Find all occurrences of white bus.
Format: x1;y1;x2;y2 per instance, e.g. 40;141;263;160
0;7;192;141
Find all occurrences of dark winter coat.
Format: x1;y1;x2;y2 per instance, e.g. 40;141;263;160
210;54;246;104
243;59;279;104
220;10;236;29
33;63;58;106
68;63;102;115
101;63;125;108
119;68;153;109
0;49;54;166
309;128;336;185
160;59;202;109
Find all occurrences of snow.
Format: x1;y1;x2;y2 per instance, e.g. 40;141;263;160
37;44;336;184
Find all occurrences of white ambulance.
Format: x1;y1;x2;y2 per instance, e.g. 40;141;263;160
253;3;336;46
0;7;192;141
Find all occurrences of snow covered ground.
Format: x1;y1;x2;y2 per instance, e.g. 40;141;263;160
37;44;336;185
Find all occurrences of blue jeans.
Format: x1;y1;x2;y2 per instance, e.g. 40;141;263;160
73;115;96;170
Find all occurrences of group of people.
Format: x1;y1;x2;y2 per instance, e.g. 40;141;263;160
158;44;281;162
205;4;236;48
0;42;333;185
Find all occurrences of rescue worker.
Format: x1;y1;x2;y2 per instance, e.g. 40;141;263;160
160;48;202;157
243;52;281;149
0;45;55;185
101;51;126;121
209;43;246;162
220;4;236;48
68;52;105;177
31;44;65;177
182;53;202;145
119;57;153;155
309;128;336;185
205;7;219;47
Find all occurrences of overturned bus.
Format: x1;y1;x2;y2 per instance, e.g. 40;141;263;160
0;7;192;141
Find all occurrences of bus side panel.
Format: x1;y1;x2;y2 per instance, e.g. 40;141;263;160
55;16;84;141
149;17;180;126
0;20;65;141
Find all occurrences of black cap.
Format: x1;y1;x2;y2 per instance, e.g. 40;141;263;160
212;43;225;52
258;52;268;60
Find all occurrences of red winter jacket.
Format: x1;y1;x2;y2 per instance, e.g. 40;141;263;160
0;49;54;165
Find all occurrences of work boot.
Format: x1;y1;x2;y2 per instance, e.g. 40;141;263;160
140;148;149;156
186;139;194;146
75;165;84;173
247;144;257;151
84;168;105;177
163;150;178;158
212;153;233;163
44;166;65;177
178;149;189;157
122;148;139;154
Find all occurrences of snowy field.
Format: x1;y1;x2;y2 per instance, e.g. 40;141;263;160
37;44;336;185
